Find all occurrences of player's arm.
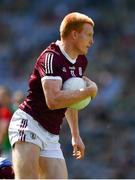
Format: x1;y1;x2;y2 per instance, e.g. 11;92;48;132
0;108;11;144
38;52;97;110
0;120;9;144
65;108;85;159
42;78;97;110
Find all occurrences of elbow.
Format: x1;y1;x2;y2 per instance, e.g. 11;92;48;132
45;92;62;110
46;99;58;110
47;101;56;110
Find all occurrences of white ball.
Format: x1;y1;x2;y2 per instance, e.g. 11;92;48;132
63;77;91;110
63;77;86;90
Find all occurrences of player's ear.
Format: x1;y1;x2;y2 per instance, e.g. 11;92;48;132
71;30;78;40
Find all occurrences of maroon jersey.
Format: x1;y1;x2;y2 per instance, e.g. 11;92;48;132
19;41;88;134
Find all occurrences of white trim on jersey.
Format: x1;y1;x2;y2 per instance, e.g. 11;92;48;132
41;76;62;82
44;53;54;74
56;40;77;64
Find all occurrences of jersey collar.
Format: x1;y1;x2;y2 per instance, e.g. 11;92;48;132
56;40;77;64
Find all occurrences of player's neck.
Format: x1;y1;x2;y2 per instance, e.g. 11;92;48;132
60;40;78;59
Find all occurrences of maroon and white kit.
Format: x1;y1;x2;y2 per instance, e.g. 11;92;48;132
9;40;88;159
19;40;88;135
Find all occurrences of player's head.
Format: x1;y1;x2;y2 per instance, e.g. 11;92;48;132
60;12;94;55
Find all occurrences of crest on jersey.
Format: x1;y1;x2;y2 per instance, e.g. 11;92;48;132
70;70;76;77
78;67;83;76
30;132;37;140
69;66;76;76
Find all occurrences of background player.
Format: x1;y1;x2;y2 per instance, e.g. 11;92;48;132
8;12;98;179
0;86;13;161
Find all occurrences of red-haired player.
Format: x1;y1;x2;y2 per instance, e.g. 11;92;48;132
9;12;98;179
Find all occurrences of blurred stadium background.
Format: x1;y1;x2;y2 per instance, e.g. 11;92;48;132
0;0;135;178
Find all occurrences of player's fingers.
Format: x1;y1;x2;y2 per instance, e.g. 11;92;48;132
82;76;87;80
73;150;83;159
73;145;78;155
73;150;79;157
74;150;82;159
73;145;80;158
77;146;85;159
73;144;85;159
76;152;82;159
82;76;88;83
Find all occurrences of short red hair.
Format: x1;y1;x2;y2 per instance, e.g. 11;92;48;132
60;12;94;39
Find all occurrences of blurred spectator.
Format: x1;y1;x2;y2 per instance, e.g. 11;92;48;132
0;86;13;161
12;90;25;111
0;157;14;179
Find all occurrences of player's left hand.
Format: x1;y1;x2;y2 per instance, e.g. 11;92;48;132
71;136;85;160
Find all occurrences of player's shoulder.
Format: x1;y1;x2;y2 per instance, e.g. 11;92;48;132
38;42;61;61
35;42;62;69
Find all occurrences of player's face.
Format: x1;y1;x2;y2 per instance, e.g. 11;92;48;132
75;23;94;55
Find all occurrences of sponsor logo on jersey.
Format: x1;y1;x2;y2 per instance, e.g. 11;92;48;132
70;70;76;77
30;132;37;140
69;66;75;70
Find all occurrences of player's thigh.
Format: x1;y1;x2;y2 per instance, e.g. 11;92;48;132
12;141;40;177
39;157;68;179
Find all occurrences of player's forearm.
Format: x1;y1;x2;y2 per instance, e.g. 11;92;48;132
48;85;97;110
65;108;80;138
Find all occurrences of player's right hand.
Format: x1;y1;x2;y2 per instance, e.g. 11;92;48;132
82;76;98;98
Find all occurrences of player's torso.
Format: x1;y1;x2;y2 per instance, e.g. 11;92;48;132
46;42;88;82
59;56;87;83
19;42;88;134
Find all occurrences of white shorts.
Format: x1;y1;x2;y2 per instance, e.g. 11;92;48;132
8;109;64;159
